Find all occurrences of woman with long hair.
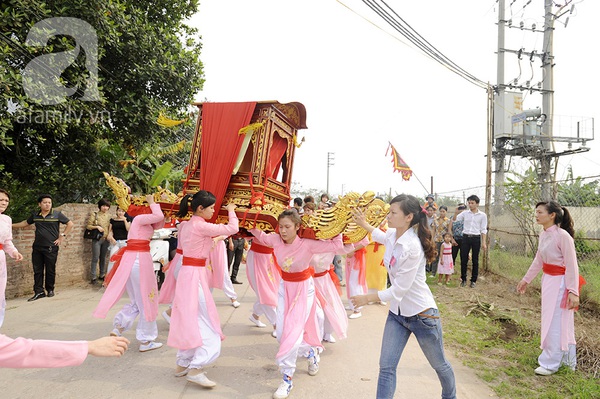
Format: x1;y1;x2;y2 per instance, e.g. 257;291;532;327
167;191;238;389
249;209;343;399
517;201;585;376
352;194;456;399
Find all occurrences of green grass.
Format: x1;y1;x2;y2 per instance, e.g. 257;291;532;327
429;250;600;399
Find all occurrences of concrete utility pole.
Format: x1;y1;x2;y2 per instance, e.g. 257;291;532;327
494;0;507;208
539;0;555;200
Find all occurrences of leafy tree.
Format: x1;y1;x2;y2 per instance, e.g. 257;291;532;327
557;167;600;207
0;0;203;218
503;168;541;255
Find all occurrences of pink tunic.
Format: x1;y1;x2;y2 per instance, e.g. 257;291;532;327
93;204;164;321
309;244;354;340
158;221;187;304
249;229;343;359
0;334;87;368
246;236;280;308
345;236;370;299
207;238;227;290
522;225;580;351
1;214;19;327
167;211;238;350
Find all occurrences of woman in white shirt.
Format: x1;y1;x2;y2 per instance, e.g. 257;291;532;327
352;194;456;399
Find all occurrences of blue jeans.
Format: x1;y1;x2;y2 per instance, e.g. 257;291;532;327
377;308;456;399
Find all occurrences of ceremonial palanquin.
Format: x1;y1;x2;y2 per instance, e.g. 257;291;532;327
104;101;388;243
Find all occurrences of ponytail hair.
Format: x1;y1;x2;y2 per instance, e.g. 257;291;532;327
390;194;437;263
176;190;216;218
536;200;575;238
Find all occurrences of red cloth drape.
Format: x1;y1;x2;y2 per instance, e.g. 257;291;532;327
199;102;257;221
266;133;288;179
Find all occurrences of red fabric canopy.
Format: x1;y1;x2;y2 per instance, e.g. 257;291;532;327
199;102;257;221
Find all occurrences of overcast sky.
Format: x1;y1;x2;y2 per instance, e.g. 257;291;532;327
188;0;599;202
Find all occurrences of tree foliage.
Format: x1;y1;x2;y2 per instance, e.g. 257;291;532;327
504;168;541;255
0;0;203;220
557;167;600;207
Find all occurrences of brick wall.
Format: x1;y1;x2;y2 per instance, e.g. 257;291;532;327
6;203;98;298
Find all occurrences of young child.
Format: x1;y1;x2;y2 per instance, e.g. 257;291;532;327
437;232;454;285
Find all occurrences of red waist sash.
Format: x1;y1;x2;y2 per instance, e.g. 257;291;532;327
0;243;3;250
542;263;586;287
176;248;183;255
281;268;314;282
314;265;341;295
250;242;273;254
103;239;151;286
543;262;587;310
182;256;206;267
314;268;331;278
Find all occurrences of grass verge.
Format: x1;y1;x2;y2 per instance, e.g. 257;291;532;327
432;249;600;398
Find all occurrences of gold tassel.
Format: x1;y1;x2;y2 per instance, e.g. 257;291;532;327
157;112;187;127
238;122;264;135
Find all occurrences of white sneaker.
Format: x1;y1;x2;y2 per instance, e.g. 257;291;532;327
349;311;362;319
344;304;353;311
271;330;277;338
534;366;556;376
379;301;388;306
139;341;163;352
186;372;216;388
273;380;293;399
249;315;267;328
231;300;241;308
307;348;320;376
162;310;171;324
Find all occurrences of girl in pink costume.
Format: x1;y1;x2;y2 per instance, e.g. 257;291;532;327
517;201;585;376
167;191;238;389
0;189;23;327
246;234;280;334
93;194;164;352
249;209;343;399
345;236;370;319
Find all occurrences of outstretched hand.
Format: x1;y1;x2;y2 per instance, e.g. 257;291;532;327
225;202;236;212
516;280;528;294
87;336;130;357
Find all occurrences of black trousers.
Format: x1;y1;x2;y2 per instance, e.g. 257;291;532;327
460;236;480;283
452;239;462;265
227;239;245;280
32;245;59;294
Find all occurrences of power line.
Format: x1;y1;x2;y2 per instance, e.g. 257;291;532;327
359;0;488;89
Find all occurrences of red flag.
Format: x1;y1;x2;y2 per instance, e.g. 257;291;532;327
386;142;413;181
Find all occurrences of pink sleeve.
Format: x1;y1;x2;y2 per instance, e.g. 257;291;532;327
0;334;88;368
201;211;239;238
522;251;543;284
135;204;165;226
560;233;580;294
307;234;343;254
249;228;278;247
1;215;18;257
